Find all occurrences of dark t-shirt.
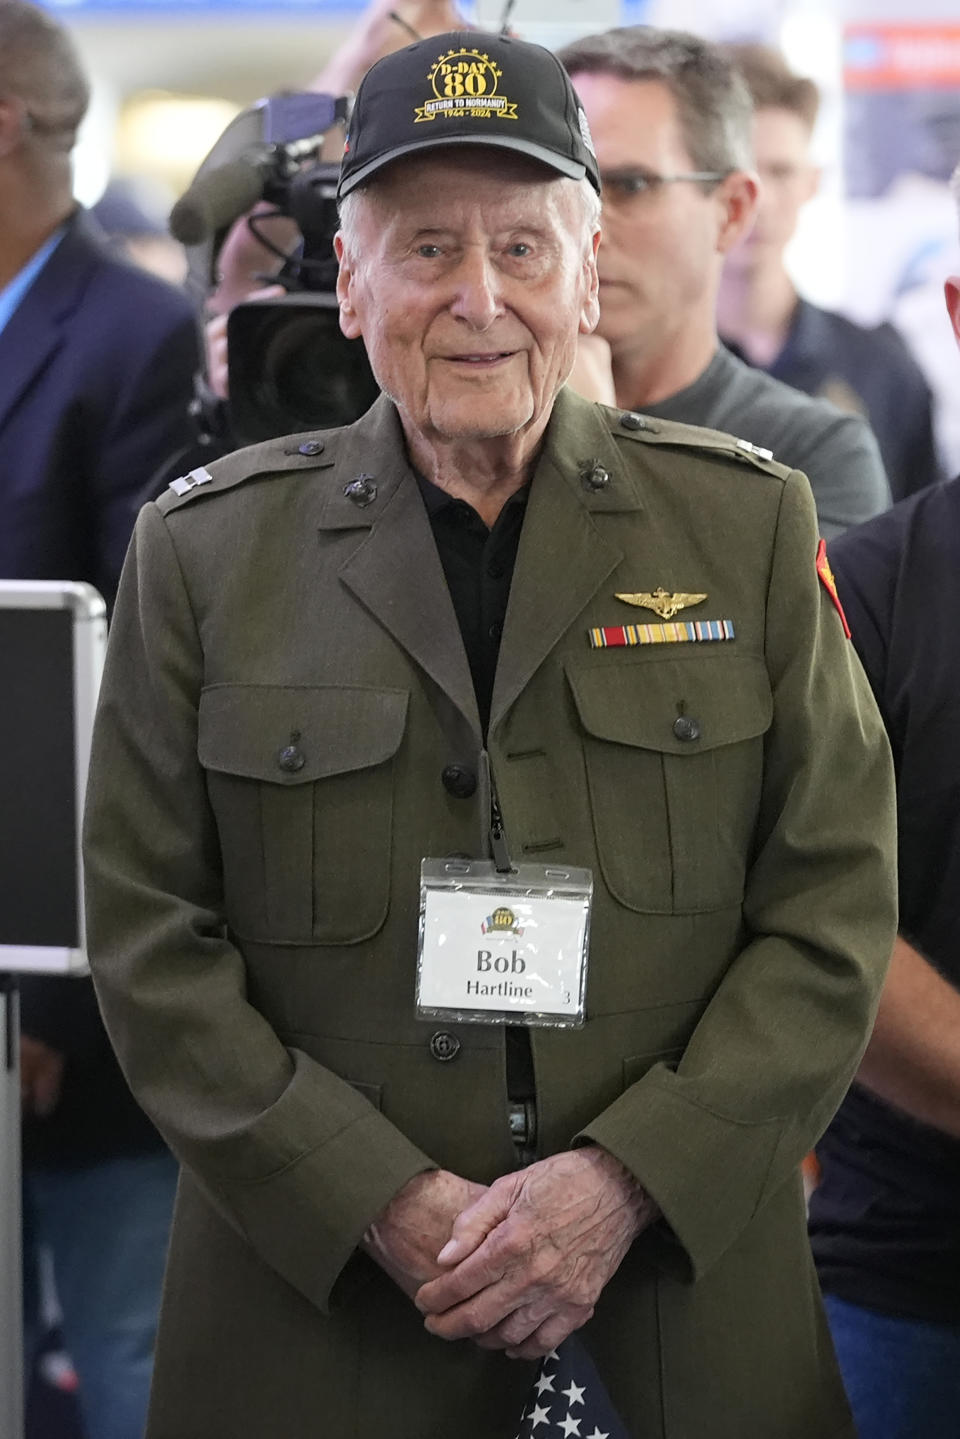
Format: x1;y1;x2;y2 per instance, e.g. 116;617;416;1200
642;344;890;538
807;477;960;1321
766;300;941;504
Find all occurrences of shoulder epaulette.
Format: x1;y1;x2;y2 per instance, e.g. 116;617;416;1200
609;408;793;481
156;431;336;515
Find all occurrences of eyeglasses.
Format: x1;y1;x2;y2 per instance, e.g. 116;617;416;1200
599;168;731;201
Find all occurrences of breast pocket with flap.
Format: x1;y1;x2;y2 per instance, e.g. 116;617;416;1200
567;655;772;914
198;684;408;943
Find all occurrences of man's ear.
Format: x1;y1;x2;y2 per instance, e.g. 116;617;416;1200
803;162;822;206
578;226;601;335
715;169;760;256
0;97;26;159
945;276;960;349
334;231;362;340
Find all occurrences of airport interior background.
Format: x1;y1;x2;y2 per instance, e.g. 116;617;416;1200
62;0;960;469
18;0;960;1432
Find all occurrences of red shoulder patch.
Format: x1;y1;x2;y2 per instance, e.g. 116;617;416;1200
816;538;851;639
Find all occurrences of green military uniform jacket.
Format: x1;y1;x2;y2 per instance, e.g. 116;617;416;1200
83;387;897;1438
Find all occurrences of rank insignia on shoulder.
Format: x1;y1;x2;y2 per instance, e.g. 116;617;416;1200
168;466;213;496
736;438;774;461
589;620;735;649
816;539;851;639
615;587;707;620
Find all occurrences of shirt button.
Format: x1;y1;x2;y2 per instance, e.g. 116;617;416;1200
673;715;701;742
487;561;505;579
441;764;477;799
277;744;306;772
429;1031;461;1062
488;621;502;641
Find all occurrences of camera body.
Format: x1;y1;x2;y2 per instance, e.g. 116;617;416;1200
173;91;379;449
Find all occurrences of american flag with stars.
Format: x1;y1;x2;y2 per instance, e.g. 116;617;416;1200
515;1335;630;1438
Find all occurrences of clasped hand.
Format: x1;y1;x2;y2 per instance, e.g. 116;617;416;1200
415;1149;655;1361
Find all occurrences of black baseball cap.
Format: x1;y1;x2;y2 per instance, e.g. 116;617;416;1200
337;30;600;199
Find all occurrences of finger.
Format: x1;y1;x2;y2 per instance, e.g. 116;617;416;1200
435;1182;514;1266
421;1258;555;1341
505;1306;594;1362
491;1297;558;1350
245;283;287;305
417;1229;514;1316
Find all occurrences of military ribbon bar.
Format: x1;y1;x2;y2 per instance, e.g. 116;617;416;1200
588;619;735;648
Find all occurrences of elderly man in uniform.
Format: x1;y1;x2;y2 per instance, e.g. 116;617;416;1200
83;31;897;1439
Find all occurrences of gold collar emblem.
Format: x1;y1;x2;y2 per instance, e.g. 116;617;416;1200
615;588;708;620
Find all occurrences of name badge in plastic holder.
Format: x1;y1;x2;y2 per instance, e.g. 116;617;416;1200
417;859;592;1028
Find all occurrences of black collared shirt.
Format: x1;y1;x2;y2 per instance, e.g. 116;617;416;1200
416;470;528;735
416;470;534;1107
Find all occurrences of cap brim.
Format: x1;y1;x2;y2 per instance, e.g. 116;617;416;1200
338;133;588;198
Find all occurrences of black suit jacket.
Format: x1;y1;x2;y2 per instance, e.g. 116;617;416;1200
1;206;202;1165
0;206;200;606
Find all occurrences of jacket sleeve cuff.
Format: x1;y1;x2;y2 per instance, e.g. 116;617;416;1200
575;1066;781;1281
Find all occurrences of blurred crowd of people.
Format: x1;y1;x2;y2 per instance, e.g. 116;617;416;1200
2;0;959;1435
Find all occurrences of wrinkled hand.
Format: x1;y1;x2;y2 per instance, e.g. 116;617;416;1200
568;333;616;407
20;1036;65;1118
362;1168;487;1300
204;283;286;399
415;1148;658;1360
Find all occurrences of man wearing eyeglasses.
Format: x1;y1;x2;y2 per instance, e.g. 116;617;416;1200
558;26;890;539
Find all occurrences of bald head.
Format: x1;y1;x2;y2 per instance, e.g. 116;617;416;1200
0;0;89;153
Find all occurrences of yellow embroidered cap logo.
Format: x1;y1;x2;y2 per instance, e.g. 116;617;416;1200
415;49;518;124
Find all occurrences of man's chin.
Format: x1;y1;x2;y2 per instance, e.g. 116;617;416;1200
427;399;534;441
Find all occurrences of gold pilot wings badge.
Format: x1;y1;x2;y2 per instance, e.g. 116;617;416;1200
615;587;708;619
590;588;734;648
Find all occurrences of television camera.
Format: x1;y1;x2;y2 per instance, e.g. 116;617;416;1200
171;90;379;448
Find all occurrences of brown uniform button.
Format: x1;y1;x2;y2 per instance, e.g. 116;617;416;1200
673;715;701;742
441;764;477;798
429;1031;461;1062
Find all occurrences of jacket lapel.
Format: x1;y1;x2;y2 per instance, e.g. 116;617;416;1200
0;210;98;434
490;389;643;731
323;397;481;737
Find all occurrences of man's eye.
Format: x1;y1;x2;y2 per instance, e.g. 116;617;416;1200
605;174;652;198
507;242;532;258
416;243;442;258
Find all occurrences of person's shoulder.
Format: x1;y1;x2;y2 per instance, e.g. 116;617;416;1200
68;210;194;322
87;244;195;323
723;349;866;436
831;473;960;576
155;432;338;517
601;403;795;486
802;302;930;387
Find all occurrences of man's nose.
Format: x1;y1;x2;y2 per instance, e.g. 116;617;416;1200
449;250;503;328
